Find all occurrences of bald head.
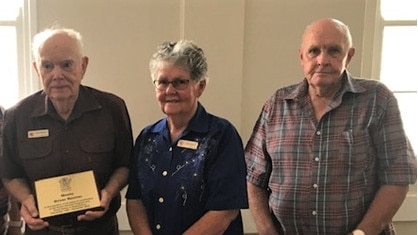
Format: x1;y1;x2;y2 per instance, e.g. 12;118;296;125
302;18;353;50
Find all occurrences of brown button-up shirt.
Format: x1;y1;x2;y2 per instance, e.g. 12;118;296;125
1;85;133;225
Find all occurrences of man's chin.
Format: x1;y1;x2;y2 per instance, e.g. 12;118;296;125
48;94;73;102
311;73;338;81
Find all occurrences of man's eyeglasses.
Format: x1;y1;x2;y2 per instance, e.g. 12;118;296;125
153;79;190;90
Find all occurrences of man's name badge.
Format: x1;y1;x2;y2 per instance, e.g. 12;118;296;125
27;129;49;138
177;139;199;150
34;170;101;218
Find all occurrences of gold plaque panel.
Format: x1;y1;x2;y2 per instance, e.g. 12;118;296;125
34;170;101;218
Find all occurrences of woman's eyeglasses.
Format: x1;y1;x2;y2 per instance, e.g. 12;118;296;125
153;79;190;90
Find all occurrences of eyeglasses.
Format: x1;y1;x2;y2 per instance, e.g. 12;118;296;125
153;79;190;90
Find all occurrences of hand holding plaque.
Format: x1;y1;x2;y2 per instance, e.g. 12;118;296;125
34;170;101;218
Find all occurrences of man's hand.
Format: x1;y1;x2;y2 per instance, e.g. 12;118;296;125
77;189;111;221
20;194;48;230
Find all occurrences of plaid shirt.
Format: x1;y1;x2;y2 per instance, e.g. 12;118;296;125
245;71;417;235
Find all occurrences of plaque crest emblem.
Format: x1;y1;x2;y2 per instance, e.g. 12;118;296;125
59;177;72;192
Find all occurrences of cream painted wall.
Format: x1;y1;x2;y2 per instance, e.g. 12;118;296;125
35;0;416;234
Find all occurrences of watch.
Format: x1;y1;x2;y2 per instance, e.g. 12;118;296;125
8;220;23;228
352;229;366;235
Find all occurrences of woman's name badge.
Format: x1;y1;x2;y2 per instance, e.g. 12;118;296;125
177;139;199;150
34;170;101;218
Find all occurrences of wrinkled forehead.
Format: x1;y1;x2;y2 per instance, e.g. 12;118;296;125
301;20;350;50
37;34;81;60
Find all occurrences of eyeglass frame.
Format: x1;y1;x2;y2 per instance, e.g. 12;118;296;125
153;79;191;90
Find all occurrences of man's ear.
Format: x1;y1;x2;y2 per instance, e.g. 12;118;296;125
345;47;355;67
298;47;304;66
81;56;89;78
32;61;40;76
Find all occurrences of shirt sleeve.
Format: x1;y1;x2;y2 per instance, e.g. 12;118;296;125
245;101;273;189
205;122;248;210
0;108;27;179
125;132;144;200
111;98;133;168
372;85;417;185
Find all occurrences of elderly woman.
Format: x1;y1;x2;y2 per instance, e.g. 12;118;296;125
126;41;248;235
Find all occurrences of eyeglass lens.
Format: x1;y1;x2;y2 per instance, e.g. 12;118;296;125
154;79;190;90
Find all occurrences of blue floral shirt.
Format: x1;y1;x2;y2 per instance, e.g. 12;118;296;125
126;103;248;235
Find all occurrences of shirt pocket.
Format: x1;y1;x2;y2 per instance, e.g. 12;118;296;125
20;138;52;160
19;138;54;180
79;135;114;154
79;135;115;183
338;129;372;169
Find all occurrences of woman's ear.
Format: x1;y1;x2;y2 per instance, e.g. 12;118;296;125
196;79;206;97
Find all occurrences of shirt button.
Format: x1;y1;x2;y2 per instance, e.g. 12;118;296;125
313;184;318;189
316;131;321;135
312;211;317;216
162;171;168;176
156;224;161;230
158;197;164;203
314;157;319;162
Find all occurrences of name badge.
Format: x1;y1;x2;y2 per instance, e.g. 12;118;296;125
28;129;49;138
177;139;199;150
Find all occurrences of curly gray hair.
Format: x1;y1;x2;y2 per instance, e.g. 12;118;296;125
149;40;208;82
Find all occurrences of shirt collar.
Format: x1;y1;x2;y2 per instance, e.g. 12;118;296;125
30;85;102;119
186;102;209;133
285;70;367;101
151;102;209;134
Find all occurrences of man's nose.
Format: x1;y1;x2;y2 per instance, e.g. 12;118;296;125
51;66;64;79
316;52;330;66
